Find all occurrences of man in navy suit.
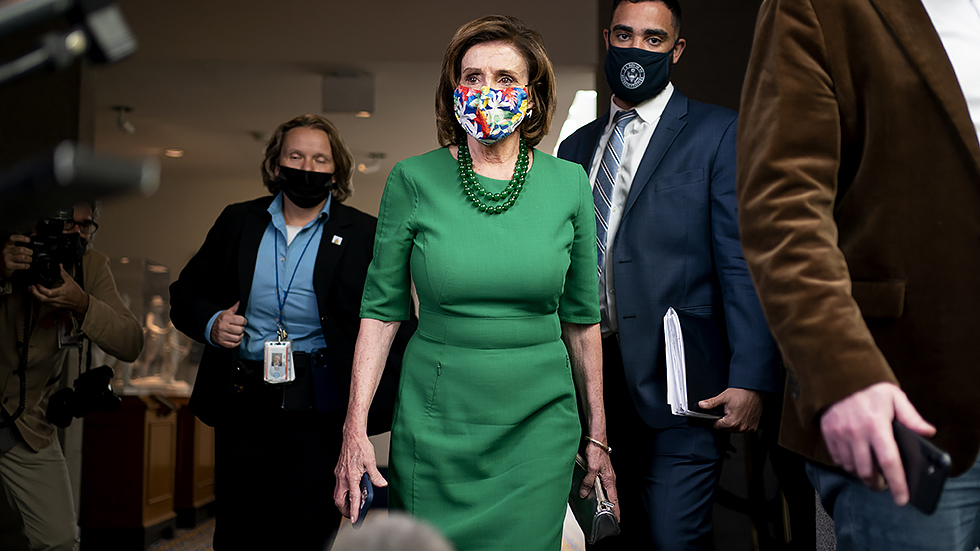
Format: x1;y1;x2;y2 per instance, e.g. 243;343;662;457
558;1;781;548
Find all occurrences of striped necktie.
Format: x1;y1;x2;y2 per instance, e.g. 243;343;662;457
594;108;638;275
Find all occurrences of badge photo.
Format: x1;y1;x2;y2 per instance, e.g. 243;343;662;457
264;340;295;384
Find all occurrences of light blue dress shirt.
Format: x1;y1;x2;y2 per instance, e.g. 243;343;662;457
205;193;330;360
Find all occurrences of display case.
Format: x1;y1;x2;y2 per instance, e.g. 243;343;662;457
173;397;215;527
106;257;203;397
78;258;214;550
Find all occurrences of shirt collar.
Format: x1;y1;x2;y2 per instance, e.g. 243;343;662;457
268;192;332;235
608;82;675;129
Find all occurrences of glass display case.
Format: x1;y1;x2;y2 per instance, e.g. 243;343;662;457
107;257;202;397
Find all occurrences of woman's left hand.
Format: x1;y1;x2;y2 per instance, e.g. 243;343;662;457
579;441;620;521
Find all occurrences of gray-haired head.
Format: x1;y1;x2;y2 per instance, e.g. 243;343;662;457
329;513;456;551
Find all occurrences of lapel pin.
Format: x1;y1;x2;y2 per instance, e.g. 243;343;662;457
331;235;343;246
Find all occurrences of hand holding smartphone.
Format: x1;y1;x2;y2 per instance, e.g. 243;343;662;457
892;418;951;515
352;472;374;528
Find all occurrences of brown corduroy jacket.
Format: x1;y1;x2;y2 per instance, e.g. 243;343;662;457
737;0;980;475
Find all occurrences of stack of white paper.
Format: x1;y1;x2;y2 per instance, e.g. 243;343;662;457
663;307;721;419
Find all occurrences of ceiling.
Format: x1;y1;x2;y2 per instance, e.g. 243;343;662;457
89;0;600;275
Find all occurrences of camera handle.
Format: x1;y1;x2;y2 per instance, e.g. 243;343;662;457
0;301;34;428
75;335;93;374
70;258;93;375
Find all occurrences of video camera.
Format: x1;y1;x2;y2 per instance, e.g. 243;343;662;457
0;2;159;229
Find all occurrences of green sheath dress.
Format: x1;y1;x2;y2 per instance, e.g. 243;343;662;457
360;147;600;551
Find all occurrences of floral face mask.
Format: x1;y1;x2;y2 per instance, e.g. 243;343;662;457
453;85;530;145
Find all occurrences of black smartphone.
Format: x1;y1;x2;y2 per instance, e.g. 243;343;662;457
352;472;374;528
892;418;951;515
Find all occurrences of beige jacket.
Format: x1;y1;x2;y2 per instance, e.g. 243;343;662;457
1;249;143;451
737;0;980;475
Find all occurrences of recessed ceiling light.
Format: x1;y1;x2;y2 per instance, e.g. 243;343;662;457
354;111;372;118
357;152;386;174
164;148;184;158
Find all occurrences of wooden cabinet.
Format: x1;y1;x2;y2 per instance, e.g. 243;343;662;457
80;396;178;550
173;398;215;527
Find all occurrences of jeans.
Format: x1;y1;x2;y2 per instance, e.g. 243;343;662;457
807;454;980;551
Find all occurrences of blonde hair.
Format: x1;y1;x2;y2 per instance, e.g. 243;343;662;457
260;114;355;202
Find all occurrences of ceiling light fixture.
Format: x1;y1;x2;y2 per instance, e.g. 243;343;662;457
354;111;372;118
357;152;386;174
163;148;184;158
113;105;135;134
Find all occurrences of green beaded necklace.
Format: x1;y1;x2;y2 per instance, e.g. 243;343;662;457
457;138;529;215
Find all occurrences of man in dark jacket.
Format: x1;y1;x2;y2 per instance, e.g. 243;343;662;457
558;1;782;548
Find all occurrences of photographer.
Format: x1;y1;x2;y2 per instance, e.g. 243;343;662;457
0;202;143;551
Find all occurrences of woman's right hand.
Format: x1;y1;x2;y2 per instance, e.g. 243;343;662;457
333;427;388;523
334;318;400;522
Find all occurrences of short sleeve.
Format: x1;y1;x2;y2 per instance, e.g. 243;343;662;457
557;165;601;324
360;161;418;321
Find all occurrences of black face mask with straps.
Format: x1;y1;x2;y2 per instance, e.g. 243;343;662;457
276;166;335;209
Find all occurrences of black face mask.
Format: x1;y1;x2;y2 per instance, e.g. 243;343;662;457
276;165;335;209
604;45;673;105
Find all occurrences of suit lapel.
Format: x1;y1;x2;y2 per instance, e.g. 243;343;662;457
622;92;688;219
238;201;270;312
869;0;980;176
313;201;353;314
579;113;610;174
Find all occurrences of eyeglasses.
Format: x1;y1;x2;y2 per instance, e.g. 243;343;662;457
64;219;99;235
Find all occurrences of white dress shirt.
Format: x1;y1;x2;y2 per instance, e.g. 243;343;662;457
587;83;675;335
921;0;980;143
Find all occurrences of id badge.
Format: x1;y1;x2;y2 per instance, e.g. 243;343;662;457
264;340;295;384
58;316;81;349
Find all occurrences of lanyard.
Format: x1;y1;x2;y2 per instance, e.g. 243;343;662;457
273;217;321;340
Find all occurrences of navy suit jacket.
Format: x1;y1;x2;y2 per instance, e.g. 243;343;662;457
558;89;781;428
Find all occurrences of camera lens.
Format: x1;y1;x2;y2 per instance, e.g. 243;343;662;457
45;387;75;428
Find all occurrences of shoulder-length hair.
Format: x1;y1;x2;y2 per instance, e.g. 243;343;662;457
435;15;557;149
261;114;355;202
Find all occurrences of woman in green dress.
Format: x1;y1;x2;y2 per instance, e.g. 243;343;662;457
334;15;618;551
